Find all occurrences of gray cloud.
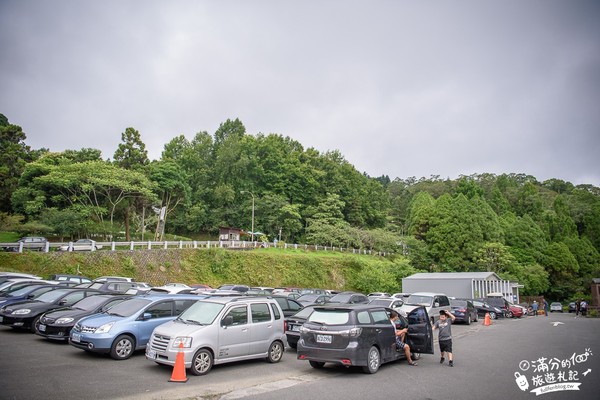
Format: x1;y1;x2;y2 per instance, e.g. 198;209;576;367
1;0;599;186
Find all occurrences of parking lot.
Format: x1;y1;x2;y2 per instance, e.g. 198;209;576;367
1;312;599;400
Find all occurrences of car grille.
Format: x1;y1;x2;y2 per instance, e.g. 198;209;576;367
73;323;96;333
150;333;171;352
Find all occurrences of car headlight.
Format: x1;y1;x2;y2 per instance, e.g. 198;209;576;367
56;317;75;324
14;309;31;315
172;337;192;348
94;322;115;333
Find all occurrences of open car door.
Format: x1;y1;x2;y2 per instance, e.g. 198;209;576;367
406;306;434;354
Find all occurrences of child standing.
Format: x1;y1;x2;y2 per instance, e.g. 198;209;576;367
433;309;456;367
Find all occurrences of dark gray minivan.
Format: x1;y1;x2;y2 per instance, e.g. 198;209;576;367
297;304;433;373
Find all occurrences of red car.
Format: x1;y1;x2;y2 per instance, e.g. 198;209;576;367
508;304;523;318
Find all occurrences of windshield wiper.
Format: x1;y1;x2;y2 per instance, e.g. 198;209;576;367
186;319;204;325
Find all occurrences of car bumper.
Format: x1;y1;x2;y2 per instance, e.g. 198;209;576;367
296;339;366;366
0;314;35;329
35;323;73;340
69;331;117;353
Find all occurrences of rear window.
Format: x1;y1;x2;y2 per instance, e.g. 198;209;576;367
308;309;350;325
450;299;467;307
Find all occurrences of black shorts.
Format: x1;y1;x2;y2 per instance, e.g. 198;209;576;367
439;339;452;353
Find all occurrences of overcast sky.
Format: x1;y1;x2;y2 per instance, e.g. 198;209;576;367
1;0;599;187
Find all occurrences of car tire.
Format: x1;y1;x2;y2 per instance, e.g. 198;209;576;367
362;346;381;374
30;316;42;333
110;334;135;360
266;341;284;363
490;312;497;320
190;349;213;376
474;314;478;322
466;315;471;325
309;360;325;369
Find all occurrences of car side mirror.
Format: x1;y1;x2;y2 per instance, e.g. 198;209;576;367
434;302;439;307
142;312;152;320
222;315;233;327
59;299;68;305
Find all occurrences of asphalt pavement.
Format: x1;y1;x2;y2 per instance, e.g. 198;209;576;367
0;312;598;400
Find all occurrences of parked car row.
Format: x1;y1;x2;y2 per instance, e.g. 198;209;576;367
2;237;104;252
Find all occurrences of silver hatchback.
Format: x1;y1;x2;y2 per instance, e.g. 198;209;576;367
146;296;286;375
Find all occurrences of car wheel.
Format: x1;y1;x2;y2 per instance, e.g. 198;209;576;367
466;315;471;325
190;349;213;376
30;316;41;333
266;341;284;363
362;346;381;374
309;360;325;369
474;314;478;322
110;335;135;360
490;312;497;320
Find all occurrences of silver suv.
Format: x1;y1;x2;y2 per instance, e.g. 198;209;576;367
146;296;286;376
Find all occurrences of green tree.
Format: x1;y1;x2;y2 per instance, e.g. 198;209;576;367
113;127;149;170
0;115;37;212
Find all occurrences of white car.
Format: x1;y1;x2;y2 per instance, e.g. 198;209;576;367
550;302;563;312
151;283;192;294
58;239;103;251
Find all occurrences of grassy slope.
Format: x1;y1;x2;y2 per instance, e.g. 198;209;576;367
0;248;413;292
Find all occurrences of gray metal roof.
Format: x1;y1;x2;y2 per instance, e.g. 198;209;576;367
403;272;501;280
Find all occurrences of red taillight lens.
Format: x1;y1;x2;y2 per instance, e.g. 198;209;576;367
284;320;287;332
458;308;466;312
341;359;352;366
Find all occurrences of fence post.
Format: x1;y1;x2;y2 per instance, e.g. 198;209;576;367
129;241;134;251
112;242;116;251
193;241;197;249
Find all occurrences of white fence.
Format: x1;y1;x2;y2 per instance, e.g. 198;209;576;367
0;240;392;257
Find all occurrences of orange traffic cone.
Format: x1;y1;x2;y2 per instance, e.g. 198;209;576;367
169;342;188;383
483;312;491;326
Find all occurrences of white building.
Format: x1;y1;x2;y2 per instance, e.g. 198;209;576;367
402;272;522;303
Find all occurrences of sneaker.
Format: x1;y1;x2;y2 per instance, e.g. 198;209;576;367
440;357;445;364
449;361;454;367
408;361;418;366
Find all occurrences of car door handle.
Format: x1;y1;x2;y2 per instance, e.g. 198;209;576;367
375;329;382;333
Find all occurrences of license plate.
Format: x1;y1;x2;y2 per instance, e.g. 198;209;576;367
290;325;299;332
38;324;46;332
146;349;157;359
71;333;81;343
316;334;332;344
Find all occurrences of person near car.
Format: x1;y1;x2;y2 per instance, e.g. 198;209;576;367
532;300;538;316
575;299;581;317
580;300;588;317
432;309;456;367
543;299;549;317
389;311;418;366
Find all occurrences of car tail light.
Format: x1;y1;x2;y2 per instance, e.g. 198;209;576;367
284;320;287;332
457;308;466;312
298;354;306;359
341;359;352;366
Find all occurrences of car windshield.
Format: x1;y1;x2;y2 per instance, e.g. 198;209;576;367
105;298;152;316
290;306;315;319
308;309;350;325
297;294;320;302
450;300;467;307
6;285;47;297
369;299;393;306
328;293;354;303
177;301;224;325
35;289;71;303
72;295;111;311
405;295;433;306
